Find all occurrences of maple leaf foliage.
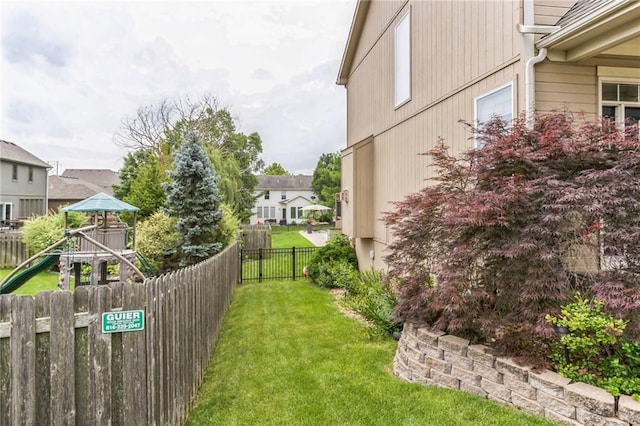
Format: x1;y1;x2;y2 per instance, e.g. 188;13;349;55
383;111;640;362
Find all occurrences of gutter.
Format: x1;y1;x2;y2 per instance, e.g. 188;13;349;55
519;0;557;128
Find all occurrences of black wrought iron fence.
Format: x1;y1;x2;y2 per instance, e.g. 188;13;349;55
239;247;319;282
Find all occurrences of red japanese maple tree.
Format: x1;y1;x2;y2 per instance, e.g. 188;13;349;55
383;111;640;361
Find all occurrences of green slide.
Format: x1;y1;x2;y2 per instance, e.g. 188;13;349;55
0;251;60;294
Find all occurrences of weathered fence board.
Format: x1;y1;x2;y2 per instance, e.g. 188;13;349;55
49;290;75;425
0;233;29;268
0;242;240;425
12;295;36;424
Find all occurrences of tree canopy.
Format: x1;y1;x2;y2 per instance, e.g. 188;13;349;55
262;162;289;176
311;152;341;206
114;94;263;222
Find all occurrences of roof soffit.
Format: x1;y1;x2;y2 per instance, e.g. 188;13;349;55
539;0;640;62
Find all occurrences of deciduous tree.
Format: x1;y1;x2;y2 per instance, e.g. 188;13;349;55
311;152;341;206
383;111;640;363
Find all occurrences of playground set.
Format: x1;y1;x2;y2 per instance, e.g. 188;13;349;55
0;193;151;294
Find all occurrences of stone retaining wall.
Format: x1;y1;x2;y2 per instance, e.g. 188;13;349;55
394;322;640;425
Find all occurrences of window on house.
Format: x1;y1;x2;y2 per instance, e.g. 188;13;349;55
281;191;286;200
270;206;276;219
12;164;18;181
264;191;270;200
290;206;303;219
28;167;33;183
602;82;640;137
257;206;263;219
395;10;411;107
474;82;514;147
0;203;11;222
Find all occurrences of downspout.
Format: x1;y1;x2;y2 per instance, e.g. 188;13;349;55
520;0;555;128
525;47;547;128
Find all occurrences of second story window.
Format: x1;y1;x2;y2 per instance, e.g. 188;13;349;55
264;191;270;200
395;9;411;107
28;167;33;183
12;164;18;181
281;191;286;200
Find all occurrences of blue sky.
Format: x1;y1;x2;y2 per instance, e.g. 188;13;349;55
0;0;356;174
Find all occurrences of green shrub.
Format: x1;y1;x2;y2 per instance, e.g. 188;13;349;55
344;269;402;338
546;293;640;399
216;203;240;247
306;233;357;282
314;259;358;289
136;211;181;271
22;208;87;253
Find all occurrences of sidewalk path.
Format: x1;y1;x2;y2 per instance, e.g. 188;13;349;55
299;229;328;246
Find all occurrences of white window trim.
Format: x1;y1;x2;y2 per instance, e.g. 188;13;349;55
474;81;515;148
394;9;411;108
598;77;640;125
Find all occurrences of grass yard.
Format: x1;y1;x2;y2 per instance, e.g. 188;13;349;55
270;224;316;248
0;268;60;295
186;280;557;426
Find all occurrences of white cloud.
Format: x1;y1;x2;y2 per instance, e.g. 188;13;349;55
0;0;355;174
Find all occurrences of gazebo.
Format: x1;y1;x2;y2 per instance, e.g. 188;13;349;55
59;192;144;288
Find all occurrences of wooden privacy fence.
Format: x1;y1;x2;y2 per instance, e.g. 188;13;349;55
240;225;271;250
0;242;239;425
0;233;29;268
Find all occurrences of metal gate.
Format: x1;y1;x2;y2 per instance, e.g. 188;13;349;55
239;247;319;282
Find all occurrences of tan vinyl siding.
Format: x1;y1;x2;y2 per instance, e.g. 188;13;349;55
535;62;598;117
347;0;523;148
354;139;374;238
341;149;354;237
534;0;575;26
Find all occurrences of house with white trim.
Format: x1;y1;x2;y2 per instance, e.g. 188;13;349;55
337;0;640;270
0;140;50;226
249;175;319;225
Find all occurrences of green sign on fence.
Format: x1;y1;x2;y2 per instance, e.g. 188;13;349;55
102;310;145;333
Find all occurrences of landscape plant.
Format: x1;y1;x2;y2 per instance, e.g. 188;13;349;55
135;211;181;271
21;208;87;253
382;111;640;362
343;269;402;338
163;131;223;267
305;233;357;282
546;294;640;401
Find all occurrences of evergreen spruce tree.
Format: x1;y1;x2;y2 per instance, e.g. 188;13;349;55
164;131;222;266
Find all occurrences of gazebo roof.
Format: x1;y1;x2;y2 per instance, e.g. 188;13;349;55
62;192;139;213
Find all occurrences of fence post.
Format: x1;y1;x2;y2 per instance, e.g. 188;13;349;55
239;249;243;283
258;248;263;283
292;247;296;281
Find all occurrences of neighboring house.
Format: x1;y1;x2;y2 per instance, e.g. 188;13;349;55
48;175;107;212
61;169;120;196
249;175;317;225
0;140;51;224
337;0;640;270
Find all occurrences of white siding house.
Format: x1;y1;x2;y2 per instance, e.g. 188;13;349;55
249;175;318;225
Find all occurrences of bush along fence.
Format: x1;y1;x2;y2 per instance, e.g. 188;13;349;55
394;322;640;426
0;242;238;425
0;233;28;268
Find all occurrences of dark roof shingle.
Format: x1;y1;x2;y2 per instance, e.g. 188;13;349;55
256;175;313;190
0;140;51;168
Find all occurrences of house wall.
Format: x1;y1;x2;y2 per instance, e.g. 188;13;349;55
343;0;527;270
341;0;639;271
0;161;48;219
249;189;316;225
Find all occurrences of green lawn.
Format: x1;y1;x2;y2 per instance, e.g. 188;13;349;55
0;268;61;295
186;280;557;426
270;224;315;248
